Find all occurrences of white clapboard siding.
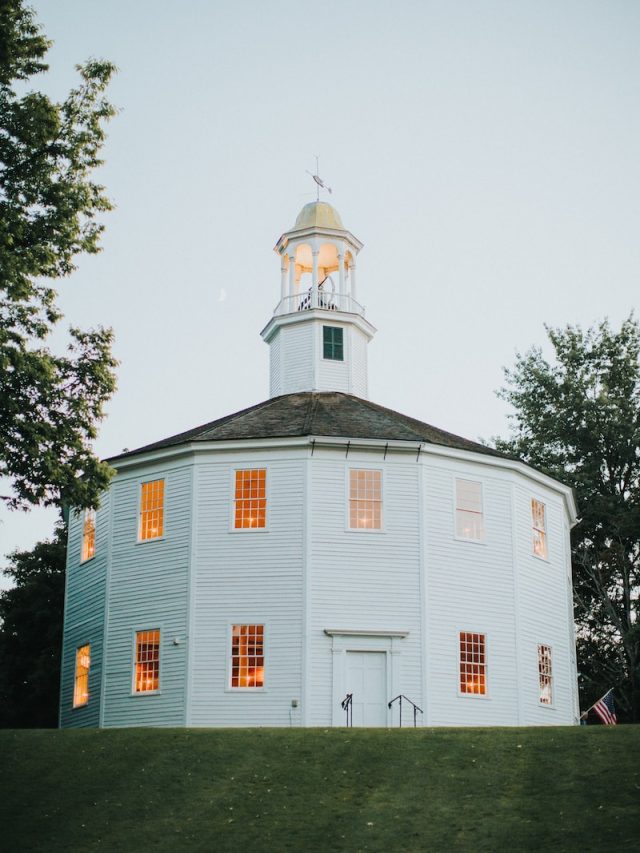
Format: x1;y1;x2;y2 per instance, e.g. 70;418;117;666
350;327;369;398
316;322;352;394
306;450;424;726
279;322;315;394
60;435;578;728
423;459;519;726
59;492;110;728
512;482;575;724
101;463;192;727
188;450;305;726
269;332;282;397
269;318;370;397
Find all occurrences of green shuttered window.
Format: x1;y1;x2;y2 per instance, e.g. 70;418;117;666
323;326;344;361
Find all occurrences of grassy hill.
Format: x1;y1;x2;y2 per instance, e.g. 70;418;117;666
1;727;639;852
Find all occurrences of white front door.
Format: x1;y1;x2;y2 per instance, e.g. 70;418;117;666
346;651;388;727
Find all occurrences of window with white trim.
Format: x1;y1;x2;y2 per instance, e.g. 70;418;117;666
538;644;553;705
73;644;91;707
532;498;547;558
139;480;164;540
231;624;264;688
134;629;160;693
455;479;484;540
234;469;267;529
459;632;487;695
349;469;382;530
81;509;96;562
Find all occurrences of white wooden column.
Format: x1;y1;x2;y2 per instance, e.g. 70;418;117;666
338;250;345;311
350;262;357;304
311;249;319;308
280;259;287;305
288;253;296;302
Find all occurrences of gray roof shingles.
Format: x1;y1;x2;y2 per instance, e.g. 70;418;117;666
108;392;509;463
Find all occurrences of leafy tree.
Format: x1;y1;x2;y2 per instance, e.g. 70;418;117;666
496;316;640;722
0;522;66;727
1;0;118;511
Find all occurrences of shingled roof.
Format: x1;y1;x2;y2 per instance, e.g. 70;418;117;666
109;392;509;463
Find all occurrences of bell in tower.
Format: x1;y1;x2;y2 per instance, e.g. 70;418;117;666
261;200;376;399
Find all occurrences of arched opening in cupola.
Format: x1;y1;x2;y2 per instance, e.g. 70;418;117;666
289;241;357;312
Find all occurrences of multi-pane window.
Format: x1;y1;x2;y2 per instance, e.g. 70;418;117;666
134;629;160;693
459;632;487;695
81;509;96;561
139;479;164;540
234;469;267;529
73;644;91;708
455;479;484;540
231;624;264;688
323;326;344;361
532;499;547;558
349;469;382;530
538;644;553;705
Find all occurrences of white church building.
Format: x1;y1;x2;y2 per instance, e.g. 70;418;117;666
60;200;580;728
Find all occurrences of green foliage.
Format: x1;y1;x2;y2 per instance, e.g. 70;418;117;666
0;0;117;510
0;523;66;727
0;727;638;852
496;316;640;720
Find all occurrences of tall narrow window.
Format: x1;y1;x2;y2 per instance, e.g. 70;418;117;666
349;469;382;530
81;509;96;561
139;479;164;540
231;624;264;688
532;498;547;558
455;479;484;540
135;629;160;693
323;326;344;361
234;469;266;529
459;632;487;695
538;644;553;705
73;644;91;708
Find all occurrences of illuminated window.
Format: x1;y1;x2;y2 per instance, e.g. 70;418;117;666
231;624;264;688
455;479;484;540
134;629;160;693
349;469;382;530
323;326;344;361
532;499;547;558
73;644;91;708
234;469;266;529
459;632;487;695
538;644;553;705
81;509;96;561
139;479;164;540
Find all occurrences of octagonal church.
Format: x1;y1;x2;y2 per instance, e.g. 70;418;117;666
60;200;579;728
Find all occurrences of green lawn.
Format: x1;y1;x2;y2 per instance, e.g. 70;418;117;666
1;727;638;852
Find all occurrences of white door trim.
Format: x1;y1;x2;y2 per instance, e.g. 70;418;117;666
328;630;406;726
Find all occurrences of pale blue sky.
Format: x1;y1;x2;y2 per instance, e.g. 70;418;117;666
1;0;639;576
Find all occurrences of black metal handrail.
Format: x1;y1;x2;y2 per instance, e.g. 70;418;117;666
388;694;423;728
341;693;353;727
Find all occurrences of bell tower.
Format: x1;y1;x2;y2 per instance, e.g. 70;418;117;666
261;200;376;398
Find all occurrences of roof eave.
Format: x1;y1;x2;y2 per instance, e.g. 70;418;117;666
260;308;377;342
107;432;578;522
274;227;363;254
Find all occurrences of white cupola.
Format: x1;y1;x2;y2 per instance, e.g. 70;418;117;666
261;200;376;398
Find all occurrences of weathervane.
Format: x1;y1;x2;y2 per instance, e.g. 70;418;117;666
307;156;332;201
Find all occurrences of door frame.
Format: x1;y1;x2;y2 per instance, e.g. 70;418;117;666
324;629;408;727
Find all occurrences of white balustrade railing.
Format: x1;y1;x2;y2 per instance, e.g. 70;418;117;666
273;287;365;317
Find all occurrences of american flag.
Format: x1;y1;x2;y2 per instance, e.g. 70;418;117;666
592;689;617;725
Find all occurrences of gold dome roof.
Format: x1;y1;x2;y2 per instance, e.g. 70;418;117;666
292;201;345;231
